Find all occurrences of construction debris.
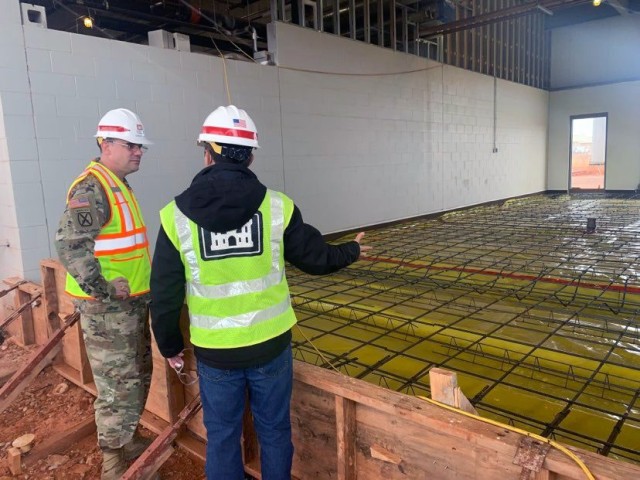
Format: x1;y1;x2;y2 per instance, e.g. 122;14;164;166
12;433;35;453
0;311;79;414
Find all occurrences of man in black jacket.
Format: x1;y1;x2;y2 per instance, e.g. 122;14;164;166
150;105;369;480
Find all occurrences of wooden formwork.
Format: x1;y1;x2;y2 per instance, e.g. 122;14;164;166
4;258;640;480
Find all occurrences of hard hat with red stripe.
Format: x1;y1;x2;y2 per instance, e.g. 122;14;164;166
198;105;259;148
95;108;153;145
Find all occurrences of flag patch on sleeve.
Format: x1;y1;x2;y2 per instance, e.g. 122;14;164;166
69;196;90;210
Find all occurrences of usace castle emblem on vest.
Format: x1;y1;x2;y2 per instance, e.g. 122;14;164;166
199;212;264;260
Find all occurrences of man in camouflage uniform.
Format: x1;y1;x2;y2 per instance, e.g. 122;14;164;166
54;108;155;480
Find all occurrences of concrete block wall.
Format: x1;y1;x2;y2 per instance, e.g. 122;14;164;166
273;23;548;230
0;0;31;279
0;1;549;282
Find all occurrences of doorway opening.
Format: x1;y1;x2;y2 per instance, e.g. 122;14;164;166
569;114;607;190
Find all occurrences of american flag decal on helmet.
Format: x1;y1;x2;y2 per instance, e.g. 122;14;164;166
233;118;247;128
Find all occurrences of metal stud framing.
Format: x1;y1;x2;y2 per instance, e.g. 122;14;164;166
273;0;552;89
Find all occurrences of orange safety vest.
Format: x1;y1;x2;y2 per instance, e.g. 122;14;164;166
64;161;151;299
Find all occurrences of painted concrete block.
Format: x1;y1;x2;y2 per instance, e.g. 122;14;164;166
20;244;53;278
180;52;213;72
0;92;31;115
0;250;23;282
18;224;49;250
95;57;133;81
28;72;77;96
9;160;40;184
133;61;167;84
115;79;153;101
25;48;52;72
24;26;71;52
6;134;38;162
134;101;172;138
31;93;57;117
0;66;30;93
150;83;184;104
0;45;28;70
0;204;17;226
51;50;95;77
14;184;46;227
56;96;99;117
147;47;182;70
34;114;76;140
76;75;117;99
4;114;35;141
71;32;113;55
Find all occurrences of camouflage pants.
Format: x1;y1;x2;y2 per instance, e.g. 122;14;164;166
80;305;152;449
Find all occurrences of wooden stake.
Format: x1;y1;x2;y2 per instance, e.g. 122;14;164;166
429;367;478;414
8;447;22;475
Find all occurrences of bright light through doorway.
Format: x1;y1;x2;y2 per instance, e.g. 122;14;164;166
570;115;607;190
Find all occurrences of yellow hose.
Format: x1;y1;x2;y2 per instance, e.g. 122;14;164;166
296;325;595;479
417;395;595;480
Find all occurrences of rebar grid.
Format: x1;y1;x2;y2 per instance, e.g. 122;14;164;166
289;193;640;463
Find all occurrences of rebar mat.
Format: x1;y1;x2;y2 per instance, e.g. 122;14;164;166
289;193;640;464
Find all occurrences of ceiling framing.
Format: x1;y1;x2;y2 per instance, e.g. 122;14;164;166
21;0;640;86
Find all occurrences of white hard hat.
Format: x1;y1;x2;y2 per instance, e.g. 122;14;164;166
198;105;259;148
95;108;152;145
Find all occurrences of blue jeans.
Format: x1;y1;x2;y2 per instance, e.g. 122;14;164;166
197;344;294;480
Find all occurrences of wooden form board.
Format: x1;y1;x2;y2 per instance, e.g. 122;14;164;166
2;278;45;346
26;259;640;480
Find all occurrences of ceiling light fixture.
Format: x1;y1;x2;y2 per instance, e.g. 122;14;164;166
83;16;93;28
593;0;602;6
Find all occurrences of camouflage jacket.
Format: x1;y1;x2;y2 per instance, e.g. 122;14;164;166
54;159;150;314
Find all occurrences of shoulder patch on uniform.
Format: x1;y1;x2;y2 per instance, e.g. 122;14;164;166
69;195;91;210
75;210;94;228
198;212;264;261
68;192;98;232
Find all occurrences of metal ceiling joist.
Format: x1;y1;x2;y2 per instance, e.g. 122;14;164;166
419;0;590;39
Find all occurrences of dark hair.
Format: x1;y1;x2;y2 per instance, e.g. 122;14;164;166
205;142;253;167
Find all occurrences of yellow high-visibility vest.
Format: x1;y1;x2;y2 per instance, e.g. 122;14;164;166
65;161;151;299
159;189;297;348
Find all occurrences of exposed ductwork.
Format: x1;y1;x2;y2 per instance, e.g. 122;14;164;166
29;0;269;54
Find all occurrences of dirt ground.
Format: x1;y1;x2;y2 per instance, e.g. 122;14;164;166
0;339;206;480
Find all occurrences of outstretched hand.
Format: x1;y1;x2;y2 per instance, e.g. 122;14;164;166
354;232;372;258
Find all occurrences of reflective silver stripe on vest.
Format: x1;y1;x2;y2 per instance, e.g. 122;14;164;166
175;204;201;283
190;296;291;330
176;190;286;299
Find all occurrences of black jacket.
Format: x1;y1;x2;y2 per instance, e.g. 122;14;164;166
150;162;361;369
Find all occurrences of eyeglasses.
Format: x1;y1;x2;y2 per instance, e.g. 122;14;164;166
108;140;148;153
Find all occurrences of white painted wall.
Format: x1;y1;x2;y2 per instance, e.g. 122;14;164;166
0;1;549;282
550;16;640;90
272;23;548;227
0;0;32;280
547;16;640;190
547;81;640;191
